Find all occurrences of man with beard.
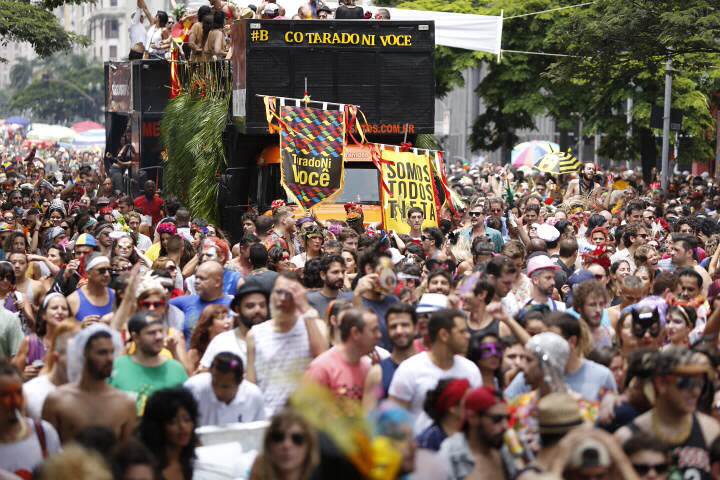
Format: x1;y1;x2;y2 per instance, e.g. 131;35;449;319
363;303;418;410
200;279;269;369
564;162;601;200
617;347;720;480
133;180;164;226
110;312;188;415
571;280;613;350
246;273;327;415
439;386;514;480
307;255;351;317
42;324;136;444
525;255;565;312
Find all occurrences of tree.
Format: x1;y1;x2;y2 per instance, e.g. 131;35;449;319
546;0;720;173
9;57;33;90
9;54;103;123
0;0;89;61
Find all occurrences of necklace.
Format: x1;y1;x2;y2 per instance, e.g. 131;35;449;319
651;410;692;446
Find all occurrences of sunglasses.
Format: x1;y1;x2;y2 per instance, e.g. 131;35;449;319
269;431;306;446
675;375;705;391
593;274;605;280
469;211;483;217
139;300;166;309
632;463;669;475
421;235;431;241
478;343;504;359
113;265;132;272
166;265;177;272
482;413;509;424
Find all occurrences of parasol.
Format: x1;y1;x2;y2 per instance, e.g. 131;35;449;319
71;121;103;133
534;149;581;175
511;141;560;168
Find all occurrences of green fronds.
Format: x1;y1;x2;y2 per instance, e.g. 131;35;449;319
160;61;231;224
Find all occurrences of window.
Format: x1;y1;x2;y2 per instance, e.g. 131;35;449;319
109;45;117;59
110;0;117;5
105;19;119;39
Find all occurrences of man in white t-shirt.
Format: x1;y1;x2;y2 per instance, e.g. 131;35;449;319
0;359;61;477
185;352;265;427
200;280;269;369
389;308;481;433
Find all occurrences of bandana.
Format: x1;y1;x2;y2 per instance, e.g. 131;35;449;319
86;255;110;271
435;379;470;414
156;222;177;235
464;386;504;414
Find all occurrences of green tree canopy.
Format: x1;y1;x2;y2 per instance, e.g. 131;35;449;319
9;54;103;123
0;0;89;61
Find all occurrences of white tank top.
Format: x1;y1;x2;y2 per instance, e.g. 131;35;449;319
252;318;310;415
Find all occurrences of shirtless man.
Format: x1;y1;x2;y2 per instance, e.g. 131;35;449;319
42;325;136;444
564;162;601;200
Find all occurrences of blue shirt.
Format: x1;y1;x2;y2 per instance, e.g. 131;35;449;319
504;359;617;402
170;294;233;341
223;269;242;296
416;423;447;451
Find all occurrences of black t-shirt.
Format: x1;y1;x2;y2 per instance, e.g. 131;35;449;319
334;5;364;19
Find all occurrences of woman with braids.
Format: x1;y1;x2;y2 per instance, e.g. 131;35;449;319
416;378;470;451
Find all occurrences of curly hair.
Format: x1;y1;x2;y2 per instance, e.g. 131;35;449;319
138;388;198;479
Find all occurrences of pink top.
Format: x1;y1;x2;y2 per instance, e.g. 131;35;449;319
305;346;371;401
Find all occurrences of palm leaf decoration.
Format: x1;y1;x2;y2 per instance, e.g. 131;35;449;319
160;61;230;224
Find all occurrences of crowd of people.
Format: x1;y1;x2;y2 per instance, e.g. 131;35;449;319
3;121;720;480
129;0;391;62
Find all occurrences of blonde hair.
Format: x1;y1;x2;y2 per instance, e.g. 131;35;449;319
37;445;112;480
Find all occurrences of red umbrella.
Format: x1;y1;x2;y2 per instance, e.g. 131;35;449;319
71;121;103;133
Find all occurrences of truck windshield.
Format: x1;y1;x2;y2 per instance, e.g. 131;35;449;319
336;167;380;204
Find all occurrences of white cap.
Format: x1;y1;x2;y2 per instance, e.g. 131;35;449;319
416;293;449;314
533;223;560;243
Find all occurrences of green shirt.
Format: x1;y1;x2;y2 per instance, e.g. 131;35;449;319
110;355;188;415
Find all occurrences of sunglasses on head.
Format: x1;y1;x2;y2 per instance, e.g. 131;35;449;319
632;463;669;475
269;431;306;446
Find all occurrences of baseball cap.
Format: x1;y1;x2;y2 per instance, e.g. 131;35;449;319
537;392;583;435
264;3;279;15
416;293;449;314
128;312;163;335
526;255;560;277
75;233;97;248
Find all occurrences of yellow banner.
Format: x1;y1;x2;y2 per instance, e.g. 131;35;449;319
380;149;439;234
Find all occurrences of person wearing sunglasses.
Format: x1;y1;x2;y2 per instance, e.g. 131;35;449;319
457;201;503;254
611;225;649;272
616;347;718;480
67;253;116;324
250;409;319;480
439;386;512;480
623;432;670;480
